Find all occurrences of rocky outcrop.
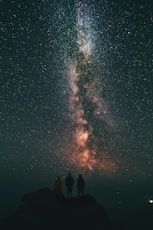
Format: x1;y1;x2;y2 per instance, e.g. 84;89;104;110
0;187;110;230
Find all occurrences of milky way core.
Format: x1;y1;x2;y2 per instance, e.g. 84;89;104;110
61;2;117;173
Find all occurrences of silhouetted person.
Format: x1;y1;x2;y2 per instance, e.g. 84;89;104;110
77;174;85;197
65;173;74;199
54;176;62;193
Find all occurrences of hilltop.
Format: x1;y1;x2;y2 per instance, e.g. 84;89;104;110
0;187;110;230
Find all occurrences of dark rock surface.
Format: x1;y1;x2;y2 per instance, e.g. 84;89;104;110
0;188;110;230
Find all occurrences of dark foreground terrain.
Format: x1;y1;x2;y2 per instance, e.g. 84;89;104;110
0;188;153;230
0;188;110;230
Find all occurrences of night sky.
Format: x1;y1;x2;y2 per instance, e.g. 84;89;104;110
1;0;153;217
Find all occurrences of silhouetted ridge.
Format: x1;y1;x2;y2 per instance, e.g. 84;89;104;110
65;194;99;207
21;187;65;207
0;188;110;230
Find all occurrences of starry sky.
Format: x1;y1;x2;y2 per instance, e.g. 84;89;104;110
1;0;153;216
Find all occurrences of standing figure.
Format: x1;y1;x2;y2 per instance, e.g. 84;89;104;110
54;176;62;193
77;174;85;197
65;173;74;199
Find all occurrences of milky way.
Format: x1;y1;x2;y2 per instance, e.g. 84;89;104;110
1;0;153;180
53;1;119;173
49;0;153;177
